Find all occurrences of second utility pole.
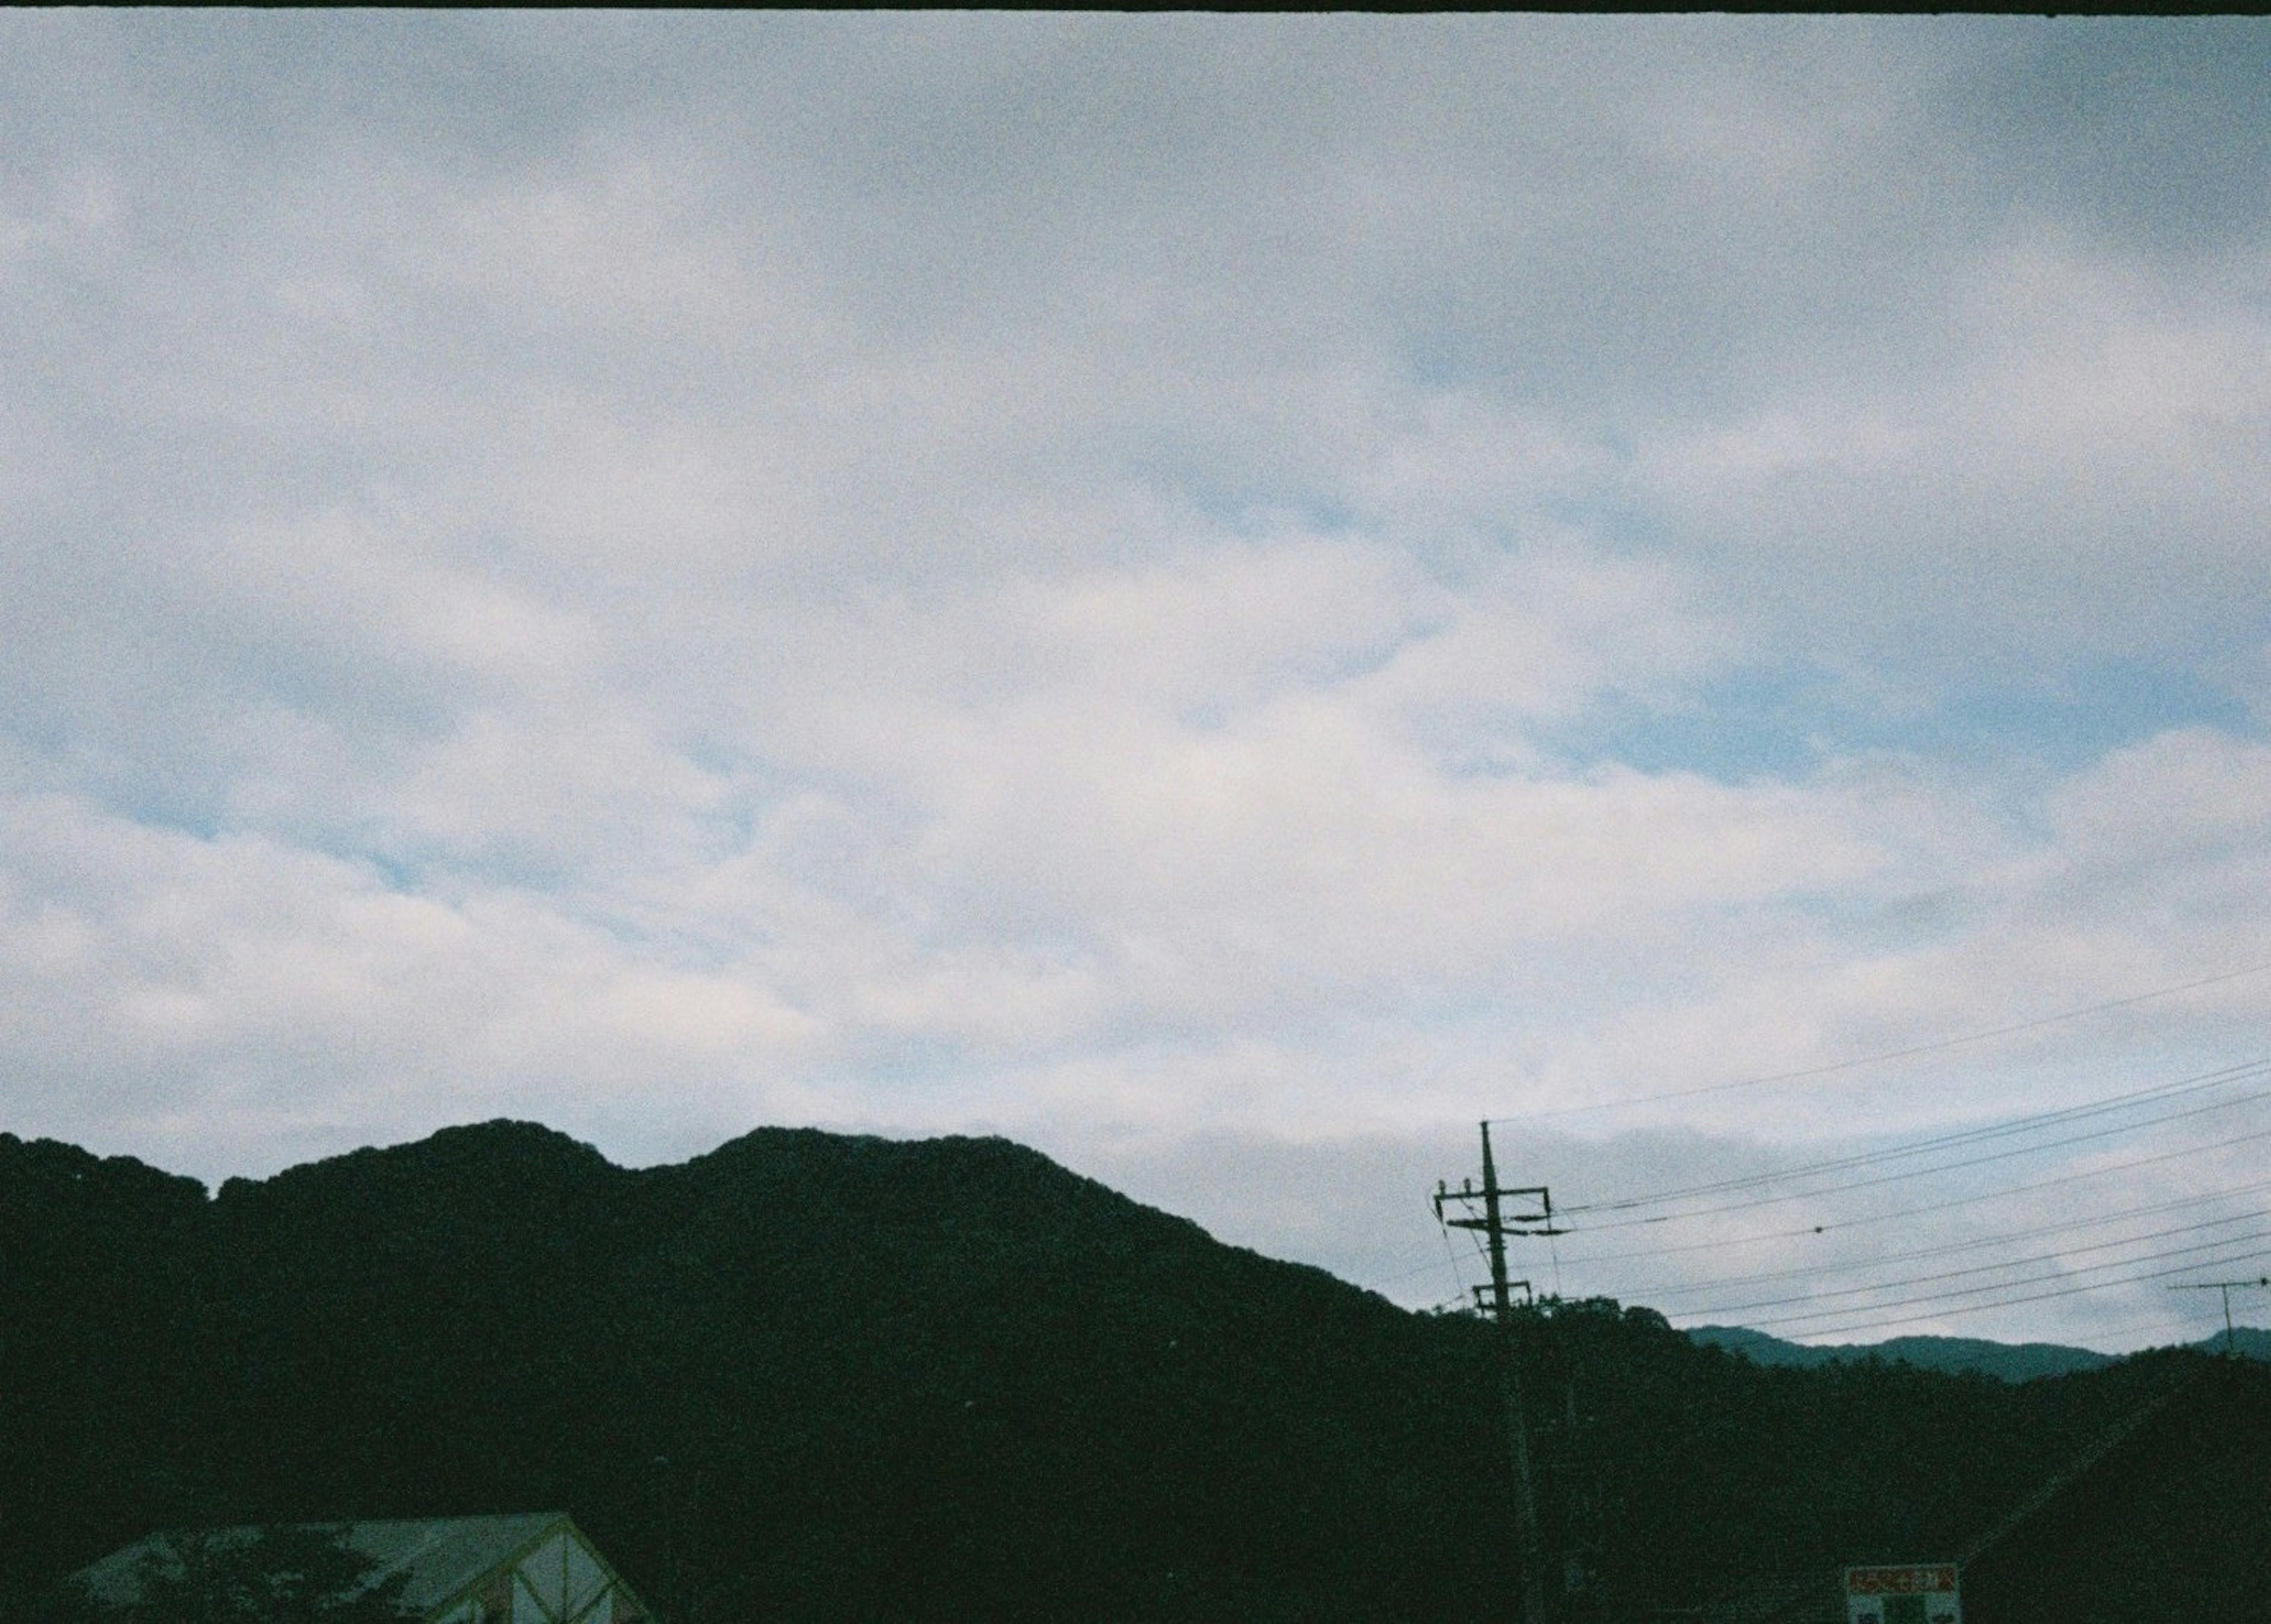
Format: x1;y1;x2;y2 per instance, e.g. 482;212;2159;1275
1437;1121;1561;1624
2170;1275;2270;1357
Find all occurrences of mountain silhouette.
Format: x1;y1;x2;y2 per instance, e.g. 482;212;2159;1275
4;1122;2262;1622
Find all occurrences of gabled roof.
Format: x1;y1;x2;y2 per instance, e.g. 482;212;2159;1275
74;1512;577;1617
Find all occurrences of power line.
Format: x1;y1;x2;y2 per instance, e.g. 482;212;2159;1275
1913;1291;2223;1353
1389;1177;2267;1306
1487;957;2271;1127
1723;1233;2271;1337
1554;1120;2271;1268
1435;1198;1477;1296
1379;969;2271;1316
1567;1085;2271;1237
1680;1208;2269;1321
1725;1240;2271;1342
1723;1288;2221;1355
1360;1063;2260;1289
1619;1175;2271;1302
1560;1056;2271;1218
2169;1276;2270;1358
1709;1228;2271;1332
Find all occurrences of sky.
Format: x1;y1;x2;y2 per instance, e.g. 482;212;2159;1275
4;14;2270;1352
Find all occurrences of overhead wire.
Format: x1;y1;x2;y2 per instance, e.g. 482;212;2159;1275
1397;959;2271;1325
1435;1199;1473;1304
1560;1054;2271;1217
1566;1083;2271;1237
1677;1207;2269;1321
1485;958;2271;1127
1382;1094;2271;1306
1722;1239;2271;1341
1622;1173;2271;1302
1554;1120;2271;1268
1545;1053;2271;1332
1723;1230;2271;1331
1369;1201;1489;1295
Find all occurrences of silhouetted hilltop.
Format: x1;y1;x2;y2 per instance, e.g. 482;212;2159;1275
1687;1325;2120;1382
5;1124;1500;1622
1690;1321;2267;1382
4;1123;2263;1622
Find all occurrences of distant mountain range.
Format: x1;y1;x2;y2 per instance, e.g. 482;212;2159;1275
1689;1322;2271;1382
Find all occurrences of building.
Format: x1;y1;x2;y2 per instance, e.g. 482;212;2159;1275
69;1512;652;1624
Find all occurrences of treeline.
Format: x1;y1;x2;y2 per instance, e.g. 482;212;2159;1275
0;1124;2243;1621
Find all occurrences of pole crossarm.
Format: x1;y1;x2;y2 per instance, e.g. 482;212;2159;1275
1436;1182;1566;1235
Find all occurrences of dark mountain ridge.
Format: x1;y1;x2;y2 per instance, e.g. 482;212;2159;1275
6;1124;1498;1622
1688;1322;2269;1381
1687;1325;2120;1382
4;1122;2262;1622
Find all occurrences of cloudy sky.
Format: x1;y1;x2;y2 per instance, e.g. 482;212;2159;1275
5;15;2269;1351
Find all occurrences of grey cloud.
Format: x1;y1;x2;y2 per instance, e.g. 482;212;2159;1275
1930;20;2271;261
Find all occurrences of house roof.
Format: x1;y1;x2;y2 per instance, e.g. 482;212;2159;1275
74;1512;574;1616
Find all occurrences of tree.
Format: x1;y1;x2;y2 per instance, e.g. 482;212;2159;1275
47;1526;416;1624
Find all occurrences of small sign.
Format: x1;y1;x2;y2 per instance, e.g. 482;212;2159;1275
1845;1564;1959;1624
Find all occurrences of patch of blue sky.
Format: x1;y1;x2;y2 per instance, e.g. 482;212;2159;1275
354;832;581;904
680;732;759;782
1425;733;1539;782
677;741;782;848
1526;667;1829;782
1532;488;1674;557
1932;658;2262;767
1536;656;2259;785
1402;336;1489;397
357;849;421;894
47;739;235;842
1772;884;1984;962
103;793;228;846
1173;480;1359;541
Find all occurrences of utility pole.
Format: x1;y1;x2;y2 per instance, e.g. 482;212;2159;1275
2170;1276;2269;1358
1551;1353;1606;1620
1437;1121;1564;1624
651;1454;704;1624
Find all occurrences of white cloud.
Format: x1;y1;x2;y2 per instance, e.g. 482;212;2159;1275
2;16;2267;1347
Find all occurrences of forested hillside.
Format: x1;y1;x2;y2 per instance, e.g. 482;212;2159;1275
0;1124;2253;1622
1688;1323;2269;1382
1686;1325;2120;1382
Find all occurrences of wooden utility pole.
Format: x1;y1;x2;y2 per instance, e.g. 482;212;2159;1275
2170;1275;2269;1357
1437;1122;1564;1624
